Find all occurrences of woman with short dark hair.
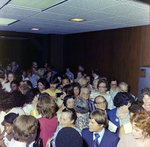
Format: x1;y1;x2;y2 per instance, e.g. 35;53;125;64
37;78;50;93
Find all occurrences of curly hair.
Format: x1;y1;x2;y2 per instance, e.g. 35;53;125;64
37;95;57;119
114;92;134;107
12;115;38;142
130;109;150;138
25;88;40;104
141;87;150;101
63;95;76;107
71;82;81;95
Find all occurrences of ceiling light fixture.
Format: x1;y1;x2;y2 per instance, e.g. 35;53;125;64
0;18;18;26
31;28;40;31
9;0;68;11
69;18;85;22
0;36;5;38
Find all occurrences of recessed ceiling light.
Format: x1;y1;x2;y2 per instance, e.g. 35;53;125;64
9;0;68;10
0;36;5;38
69;18;85;22
0;18;18;25
31;28;40;31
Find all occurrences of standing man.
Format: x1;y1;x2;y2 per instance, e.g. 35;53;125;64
82;109;119;147
65;67;74;79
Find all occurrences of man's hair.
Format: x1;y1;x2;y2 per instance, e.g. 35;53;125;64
62;77;71;83
10;80;19;87
62;108;77;124
49;77;59;84
77;70;83;75
37;95;57;119
141;87;150;101
97;79;108;90
114;92;134;107
90;109;108;128
94;95;106;104
12;115;38;142
78;78;87;87
93;69;100;76
118;82;129;90
21;84;31;95
63;95;76;107
80;87;90;95
109;77;118;84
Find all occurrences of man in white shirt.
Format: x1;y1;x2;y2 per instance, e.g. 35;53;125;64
82;109;119;147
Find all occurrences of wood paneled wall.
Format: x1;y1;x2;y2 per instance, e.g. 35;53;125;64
63;25;150;97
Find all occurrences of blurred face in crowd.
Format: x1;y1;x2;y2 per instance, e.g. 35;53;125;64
47;71;51;78
11;61;16;66
119;85;128;92
94;96;107;110
77;72;82;79
33;94;39;103
120;102;131;113
89;118;103;133
7;65;11;71
66;98;74;108
78;66;84;71
22;71;26;77
38;82;45;91
92;81;98;91
32;62;38;69
11;83;18;91
74;87;79;96
86;76;91;84
143;95;150;107
80;89;90;101
8;73;14;83
110;81;117;89
60;112;74;128
132;122;144;140
62;79;70;87
66;68;70;73
4;122;13;135
98;82;107;94
50;83;57;90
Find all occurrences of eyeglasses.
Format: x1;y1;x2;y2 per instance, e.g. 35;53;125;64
99;86;106;89
95;101;106;105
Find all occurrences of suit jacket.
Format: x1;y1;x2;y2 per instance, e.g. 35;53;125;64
107;108;120;135
82;128;119;147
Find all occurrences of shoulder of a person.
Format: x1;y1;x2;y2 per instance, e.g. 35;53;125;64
105;129;119;139
56;89;61;93
108;108;117;114
81;128;90;135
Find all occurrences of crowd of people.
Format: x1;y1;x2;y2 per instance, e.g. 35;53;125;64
0;61;150;147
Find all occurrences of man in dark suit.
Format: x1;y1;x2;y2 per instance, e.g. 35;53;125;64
82;109;119;147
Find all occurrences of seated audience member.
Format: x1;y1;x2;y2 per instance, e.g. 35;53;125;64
82;109;119;147
47;108;80;147
27;61;38;73
23;80;33;88
37;78;50;93
80;88;95;111
78;78;88;88
65;67;74;79
3;72;15;92
61;77;70;88
119;104;143;138
71;82;81;98
117;109;150;147
10;80;19;92
74;70;83;82
42;77;62;106
20;84;31;95
0;91;24;133
141;87;150;111
11;61;19;74
107;92;134;135
44;70;52;83
55;127;83;147
85;75;92;89
37;95;58;147
74;98;89;131
29;70;39;88
0;113;19;147
23;88;41;118
0;73;6;88
94;96;109;113
108;77;119;99
96;79;114;109
92;69;101;80
21;70;27;81
90;79;99;100
8;115;38;147
119;82;135;99
63;95;76;109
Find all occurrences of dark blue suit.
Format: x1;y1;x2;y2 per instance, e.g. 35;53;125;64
82;128;119;147
107;108;120;135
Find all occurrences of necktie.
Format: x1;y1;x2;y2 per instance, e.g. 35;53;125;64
94;133;100;147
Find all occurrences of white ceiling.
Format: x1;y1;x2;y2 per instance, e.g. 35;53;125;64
0;0;149;35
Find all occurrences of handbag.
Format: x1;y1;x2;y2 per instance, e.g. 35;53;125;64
33;138;43;147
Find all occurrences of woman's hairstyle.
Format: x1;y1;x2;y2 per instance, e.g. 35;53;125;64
63;95;76;107
21;84;32;95
25;88;40;104
141;87;150;101
71;82;81;94
12;115;38;142
114;92;134;107
56;127;83;147
37;95;57;119
2;113;19;125
74;98;89;114
44;70;52;78
62;108;77;124
129;104;144;113
10;80;19;87
90;109;108;128
62;84;73;95
78;78;87;87
97;79;108;90
130;109;150;138
37;78;50;89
